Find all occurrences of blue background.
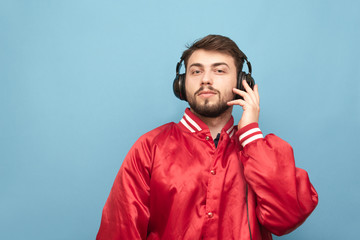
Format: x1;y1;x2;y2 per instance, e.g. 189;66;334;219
1;0;359;239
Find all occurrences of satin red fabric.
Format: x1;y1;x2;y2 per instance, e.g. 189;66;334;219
96;109;318;239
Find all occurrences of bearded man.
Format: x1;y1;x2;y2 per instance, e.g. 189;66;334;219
96;34;318;240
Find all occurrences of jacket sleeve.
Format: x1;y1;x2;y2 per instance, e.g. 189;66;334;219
237;123;318;236
96;136;152;240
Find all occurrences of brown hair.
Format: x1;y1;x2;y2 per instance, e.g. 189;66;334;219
181;34;245;73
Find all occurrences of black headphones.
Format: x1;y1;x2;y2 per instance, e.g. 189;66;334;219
173;53;255;101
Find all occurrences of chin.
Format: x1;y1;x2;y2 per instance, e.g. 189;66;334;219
190;101;230;118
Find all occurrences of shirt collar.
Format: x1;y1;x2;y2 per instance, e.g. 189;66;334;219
179;108;236;138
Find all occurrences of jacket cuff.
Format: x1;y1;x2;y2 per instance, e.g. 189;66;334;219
236;122;264;147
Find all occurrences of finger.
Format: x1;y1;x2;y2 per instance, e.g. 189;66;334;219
242;80;258;104
232;88;254;104
254;84;260;103
227;99;246;106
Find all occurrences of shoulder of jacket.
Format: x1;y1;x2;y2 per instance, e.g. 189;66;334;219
135;122;179;147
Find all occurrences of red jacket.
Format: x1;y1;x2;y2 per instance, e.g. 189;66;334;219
97;109;318;239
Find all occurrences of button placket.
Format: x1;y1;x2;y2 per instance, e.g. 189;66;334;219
204;133;217;227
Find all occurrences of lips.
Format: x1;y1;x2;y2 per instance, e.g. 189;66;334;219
198;90;217;98
194;87;219;99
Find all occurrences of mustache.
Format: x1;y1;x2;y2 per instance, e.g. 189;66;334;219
194;86;220;95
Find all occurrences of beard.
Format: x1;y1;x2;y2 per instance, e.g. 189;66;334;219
187;86;234;118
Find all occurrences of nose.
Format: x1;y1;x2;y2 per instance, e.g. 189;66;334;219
201;70;213;86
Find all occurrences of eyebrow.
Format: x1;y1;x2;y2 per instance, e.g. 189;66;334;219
212;62;230;68
188;62;230;69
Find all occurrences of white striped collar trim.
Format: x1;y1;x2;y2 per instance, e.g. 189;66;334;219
228;129;235;138
184;113;202;131
226;125;235;134
180;117;236;137
180;118;196;133
179;109;235;136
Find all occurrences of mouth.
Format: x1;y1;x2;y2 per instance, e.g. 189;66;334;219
197;90;217;98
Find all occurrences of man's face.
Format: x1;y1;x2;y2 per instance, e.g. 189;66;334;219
185;49;238;118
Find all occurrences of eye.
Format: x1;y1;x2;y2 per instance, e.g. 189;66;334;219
215;68;226;74
191;70;202;75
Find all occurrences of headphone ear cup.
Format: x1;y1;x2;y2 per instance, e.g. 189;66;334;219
173;74;187;101
245;74;255;90
236;72;245;100
173;75;181;100
237;72;245;91
179;74;186;101
236;72;255;100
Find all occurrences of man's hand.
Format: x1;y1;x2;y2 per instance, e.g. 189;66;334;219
227;80;260;129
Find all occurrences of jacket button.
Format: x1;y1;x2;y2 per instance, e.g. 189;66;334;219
205;136;210;140
207;212;214;218
210;170;216;175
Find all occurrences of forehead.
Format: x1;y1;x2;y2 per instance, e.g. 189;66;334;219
187;49;236;68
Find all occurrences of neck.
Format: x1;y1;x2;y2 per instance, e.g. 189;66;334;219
190;107;233;139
